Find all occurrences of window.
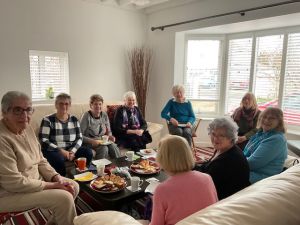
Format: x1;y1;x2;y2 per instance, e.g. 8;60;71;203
184;39;222;115
29;50;69;101
183;27;300;127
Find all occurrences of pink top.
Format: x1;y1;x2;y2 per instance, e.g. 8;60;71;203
150;171;218;225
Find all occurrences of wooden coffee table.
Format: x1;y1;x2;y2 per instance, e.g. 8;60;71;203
72;156;168;210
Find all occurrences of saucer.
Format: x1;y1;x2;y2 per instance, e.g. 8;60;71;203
126;186;141;192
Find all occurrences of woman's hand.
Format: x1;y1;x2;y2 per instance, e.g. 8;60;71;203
186;122;192;128
237;136;247;143
44;180;76;197
109;135;116;142
59;149;70;160
91;139;100;147
170;118;179;126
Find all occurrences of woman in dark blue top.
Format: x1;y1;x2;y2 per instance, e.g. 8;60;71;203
161;85;195;146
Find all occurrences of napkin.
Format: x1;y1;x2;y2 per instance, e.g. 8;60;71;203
73;172;96;182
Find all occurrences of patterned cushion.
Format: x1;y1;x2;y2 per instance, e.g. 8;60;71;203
106;104;122;128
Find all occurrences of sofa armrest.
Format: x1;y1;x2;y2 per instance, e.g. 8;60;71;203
146;122;163;149
176;164;300;225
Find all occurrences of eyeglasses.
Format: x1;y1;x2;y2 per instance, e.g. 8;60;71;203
58;102;70;107
9;107;34;116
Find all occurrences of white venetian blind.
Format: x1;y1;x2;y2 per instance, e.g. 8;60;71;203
254;35;283;109
283;33;300;125
184;40;221;115
226;38;252;113
29;50;69;101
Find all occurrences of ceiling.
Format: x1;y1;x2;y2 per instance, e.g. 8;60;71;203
81;0;195;10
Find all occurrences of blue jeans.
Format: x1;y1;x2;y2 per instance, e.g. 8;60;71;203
43;146;93;176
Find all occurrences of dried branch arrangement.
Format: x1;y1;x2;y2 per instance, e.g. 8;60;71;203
128;46;153;117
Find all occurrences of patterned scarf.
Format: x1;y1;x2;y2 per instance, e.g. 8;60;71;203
122;107;140;129
232;107;259;129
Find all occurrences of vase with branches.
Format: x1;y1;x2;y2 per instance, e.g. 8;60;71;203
128;46;153;118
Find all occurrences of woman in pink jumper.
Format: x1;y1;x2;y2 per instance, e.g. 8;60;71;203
150;135;218;225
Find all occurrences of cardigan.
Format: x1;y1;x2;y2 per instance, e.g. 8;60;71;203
0;120;58;197
244;129;287;183
161;98;196;124
196;145;250;200
150;171;218;225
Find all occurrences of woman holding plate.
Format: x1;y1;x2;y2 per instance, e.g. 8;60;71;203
150;135;218;225
80;94;121;159
161;84;196;146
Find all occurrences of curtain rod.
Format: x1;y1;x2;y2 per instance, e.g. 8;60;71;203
151;0;300;31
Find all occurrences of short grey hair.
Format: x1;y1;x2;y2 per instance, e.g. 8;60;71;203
208;117;239;144
1;91;31;113
172;85;185;96
55;93;71;104
123;91;136;101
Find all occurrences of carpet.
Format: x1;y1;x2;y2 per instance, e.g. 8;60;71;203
1;190;149;225
194;146;215;163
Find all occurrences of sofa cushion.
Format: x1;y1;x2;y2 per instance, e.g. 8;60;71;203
106;104;122;130
73;211;142;225
177;164;300;225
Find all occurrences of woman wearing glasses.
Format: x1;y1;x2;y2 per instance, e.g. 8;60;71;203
195;117;250;200
0;91;78;225
39;93;93;176
244;107;287;183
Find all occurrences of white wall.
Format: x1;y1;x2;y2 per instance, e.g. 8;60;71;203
0;0;147;103
146;0;300;143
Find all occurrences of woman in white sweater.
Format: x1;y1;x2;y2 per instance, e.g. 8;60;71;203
0;91;79;225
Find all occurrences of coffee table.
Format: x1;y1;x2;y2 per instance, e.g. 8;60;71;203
72;156;168;210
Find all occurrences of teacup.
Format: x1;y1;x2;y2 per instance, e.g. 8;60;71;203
125;151;134;161
75;157;87;171
97;163;106;176
102;135;109;143
131;176;143;191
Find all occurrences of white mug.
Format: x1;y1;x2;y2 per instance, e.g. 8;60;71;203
131;176;143;191
125;151;134;161
97;163;105;176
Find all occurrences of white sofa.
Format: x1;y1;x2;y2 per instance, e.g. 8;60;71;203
29;102;163;149
74;163;300;225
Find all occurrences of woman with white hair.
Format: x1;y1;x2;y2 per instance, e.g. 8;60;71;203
0;91;79;225
113;91;152;152
195;117;250;200
161;84;196;146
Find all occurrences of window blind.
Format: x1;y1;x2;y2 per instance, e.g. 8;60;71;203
226;38;252;113
254;35;283;109
184;40;221;115
29;50;69;101
283;33;300;125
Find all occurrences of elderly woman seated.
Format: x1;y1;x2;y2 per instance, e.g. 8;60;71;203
0;91;79;225
39;93;93;176
113;91;152;152
161;84;196;146
244;107;287;183
195;117;250;200
80;94;121;159
231;92;261;150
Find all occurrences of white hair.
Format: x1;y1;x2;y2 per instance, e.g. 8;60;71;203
1;91;31;113
123;91;136;101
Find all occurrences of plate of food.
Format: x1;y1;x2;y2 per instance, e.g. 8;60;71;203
177;123;187;127
74;172;97;182
130;159;160;175
140;149;156;155
97;140;113;146
90;174;127;193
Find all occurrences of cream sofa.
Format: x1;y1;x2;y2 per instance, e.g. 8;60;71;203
74;163;300;225
29;102;163;149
